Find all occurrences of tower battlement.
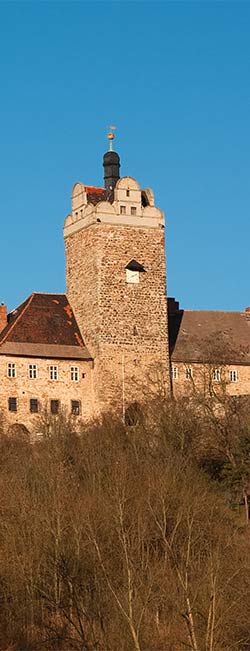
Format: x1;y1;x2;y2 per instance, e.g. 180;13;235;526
64;175;164;237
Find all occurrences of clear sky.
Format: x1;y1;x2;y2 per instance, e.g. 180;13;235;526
0;0;249;312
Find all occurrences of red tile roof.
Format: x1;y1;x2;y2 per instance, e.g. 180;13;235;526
169;308;250;365
85;186;106;205
0;293;92;360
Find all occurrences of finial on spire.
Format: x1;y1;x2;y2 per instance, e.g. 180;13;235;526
107;125;116;151
103;128;120;192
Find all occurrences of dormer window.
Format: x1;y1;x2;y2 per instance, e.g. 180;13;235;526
126;269;139;284
125;259;146;284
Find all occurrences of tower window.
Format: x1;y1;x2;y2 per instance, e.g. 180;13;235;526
120;205;126;215
126;189;130;197
131;207;137;215
7;363;16;378
71;400;81;415
126;268;139;284
8;397;17;412
30;399;38;413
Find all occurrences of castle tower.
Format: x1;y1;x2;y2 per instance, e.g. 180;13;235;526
63;142;170;415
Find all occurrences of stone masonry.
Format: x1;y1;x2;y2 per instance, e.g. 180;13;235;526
1;145;250;435
0;355;94;432
64;175;170;414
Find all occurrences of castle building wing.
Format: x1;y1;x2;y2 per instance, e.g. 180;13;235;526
169;304;250;365
0;293;92;360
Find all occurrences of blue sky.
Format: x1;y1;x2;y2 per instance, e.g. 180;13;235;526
0;0;249;311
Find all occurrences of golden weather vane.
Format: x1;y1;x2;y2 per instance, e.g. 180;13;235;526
107;125;116;151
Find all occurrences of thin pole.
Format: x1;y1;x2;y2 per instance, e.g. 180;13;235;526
122;353;125;423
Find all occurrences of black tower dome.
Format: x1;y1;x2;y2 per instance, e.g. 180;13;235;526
103;150;120;192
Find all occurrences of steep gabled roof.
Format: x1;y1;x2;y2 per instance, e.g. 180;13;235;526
0;293;92;360
169;308;250;365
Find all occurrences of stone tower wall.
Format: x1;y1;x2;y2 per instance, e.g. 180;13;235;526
64;176;170;413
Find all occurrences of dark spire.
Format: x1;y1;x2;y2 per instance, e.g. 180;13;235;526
103;127;120;194
103;150;120;192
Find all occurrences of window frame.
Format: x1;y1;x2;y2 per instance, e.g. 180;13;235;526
50;399;60;415
28;364;38;379
70;366;79;382
212;368;221;382
120;205;126;215
71;400;81;416
8;397;17;412
229;369;238;383
30;398;39;413
185;367;193;380
49;365;58;381
171;366;178;380
126;268;139;284
7;363;16;378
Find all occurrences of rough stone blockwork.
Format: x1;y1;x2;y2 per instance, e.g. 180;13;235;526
64;174;170;414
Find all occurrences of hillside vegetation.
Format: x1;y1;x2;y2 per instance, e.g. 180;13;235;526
0;397;250;651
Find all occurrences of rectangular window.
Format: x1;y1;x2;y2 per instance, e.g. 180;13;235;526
126;268;139;284
71;400;81;415
185;367;193;379
171;366;178;380
28;364;38;379
70;366;79;382
213;368;221;381
49;365;58;380
229;370;238;383
8;397;17;412
7;363;16;378
131;207;137;215
30;398;38;413
126;189;130;197
51;399;59;414
120;205;126;215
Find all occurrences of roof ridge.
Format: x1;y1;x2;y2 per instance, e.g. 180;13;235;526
31;291;66;296
184;309;243;314
0;293;35;345
85;185;105;192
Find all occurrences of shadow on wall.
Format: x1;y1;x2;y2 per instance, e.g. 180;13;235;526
167;297;184;356
7;422;30;441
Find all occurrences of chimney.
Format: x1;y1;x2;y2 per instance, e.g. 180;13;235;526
0;305;7;333
168;297;180;316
